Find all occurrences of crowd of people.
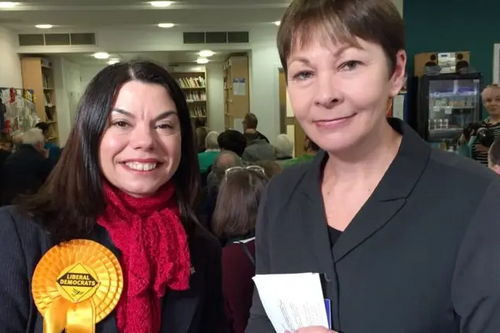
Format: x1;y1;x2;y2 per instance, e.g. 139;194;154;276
0;122;61;206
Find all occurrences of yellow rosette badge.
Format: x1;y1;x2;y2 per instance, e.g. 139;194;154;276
32;239;123;333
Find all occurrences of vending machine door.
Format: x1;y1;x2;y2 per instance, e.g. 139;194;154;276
420;73;482;151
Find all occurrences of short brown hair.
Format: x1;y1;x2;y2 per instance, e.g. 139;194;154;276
277;0;405;75
211;169;269;239
243;113;258;129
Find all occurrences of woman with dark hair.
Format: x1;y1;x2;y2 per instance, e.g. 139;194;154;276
212;165;268;333
0;61;225;333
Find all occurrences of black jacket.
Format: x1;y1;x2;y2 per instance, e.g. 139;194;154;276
1;145;51;205
0;206;226;333
246;118;500;333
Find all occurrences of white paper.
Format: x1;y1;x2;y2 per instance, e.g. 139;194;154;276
253;273;329;332
233;78;246;96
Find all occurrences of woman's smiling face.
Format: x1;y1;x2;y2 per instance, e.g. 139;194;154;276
99;80;182;197
286;36;406;154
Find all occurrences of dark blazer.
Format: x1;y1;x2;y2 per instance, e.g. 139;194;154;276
246;118;500;333
0;206;226;333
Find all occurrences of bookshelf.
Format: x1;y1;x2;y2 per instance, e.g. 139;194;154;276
20;57;59;144
223;55;250;130
170;66;208;122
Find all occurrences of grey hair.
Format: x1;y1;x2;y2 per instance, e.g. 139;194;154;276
21;128;45;146
205;131;220;150
274;134;293;158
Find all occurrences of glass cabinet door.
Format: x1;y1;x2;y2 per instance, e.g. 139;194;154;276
428;78;480;139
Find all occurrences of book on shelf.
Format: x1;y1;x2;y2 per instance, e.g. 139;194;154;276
190;106;207;118
176;76;206;88
185;90;206;102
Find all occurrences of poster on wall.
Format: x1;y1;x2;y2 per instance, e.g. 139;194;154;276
233;78;246;96
493;43;500;84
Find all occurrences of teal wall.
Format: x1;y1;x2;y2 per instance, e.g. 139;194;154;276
404;0;498;85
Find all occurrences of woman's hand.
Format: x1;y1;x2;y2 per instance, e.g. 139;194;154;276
285;326;337;333
475;144;490;153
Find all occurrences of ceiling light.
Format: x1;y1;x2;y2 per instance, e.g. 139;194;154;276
108;58;120;65
274;21;281;26
93;52;110;60
199;50;214;57
196;58;209;64
35;24;53;29
150;1;172;7
0;2;18;8
158;23;174;28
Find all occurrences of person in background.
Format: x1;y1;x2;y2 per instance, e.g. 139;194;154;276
274;134;294;166
0;61;225;332
212;165;269;333
12;132;23;151
253;160;283;178
459;84;500;164
488;137;500;174
218;130;247;157
242;113;269;143
208;150;243;198
198;131;220;173
1;128;51;205
281;136;319;168
0;133;13;152
195;126;210;153
197;150;244;232
242;132;276;163
35;122;61;166
0;132;13;167
246;0;500;332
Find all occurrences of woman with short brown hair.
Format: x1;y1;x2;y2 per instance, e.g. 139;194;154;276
246;0;500;332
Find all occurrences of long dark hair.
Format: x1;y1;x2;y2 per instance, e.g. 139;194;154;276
19;60;200;241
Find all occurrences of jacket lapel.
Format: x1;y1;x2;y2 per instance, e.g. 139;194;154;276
302;119;431;264
300;153;336;281
333;119;431;261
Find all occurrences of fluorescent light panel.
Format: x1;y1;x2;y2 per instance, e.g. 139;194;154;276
196;58;209;64
0;2;18;8
93;52;110;59
35;24;53;29
199;50;214;57
150;1;172;7
158;23;174;28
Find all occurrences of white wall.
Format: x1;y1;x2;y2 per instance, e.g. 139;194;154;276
52;57;84;145
206;62;225;133
0;26;22;88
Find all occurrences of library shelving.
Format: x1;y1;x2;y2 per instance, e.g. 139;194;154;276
223;55;250;130
170;66;208;122
20;57;59;144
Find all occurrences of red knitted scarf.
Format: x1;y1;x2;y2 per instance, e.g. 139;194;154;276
97;182;191;333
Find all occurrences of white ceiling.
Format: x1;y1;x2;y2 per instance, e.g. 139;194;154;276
0;0;290;31
58;50;236;66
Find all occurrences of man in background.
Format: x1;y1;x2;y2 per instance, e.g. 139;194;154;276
1;128;51;205
282;136;319;168
218;130;247;157
35;122;61;166
242;113;269;143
